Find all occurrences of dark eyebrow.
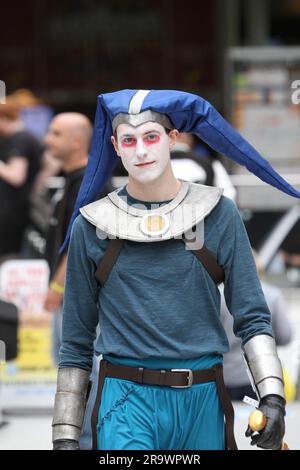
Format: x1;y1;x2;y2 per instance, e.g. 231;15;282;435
143;130;160;136
119;129;160;139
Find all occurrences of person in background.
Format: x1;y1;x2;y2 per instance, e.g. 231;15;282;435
43;113;92;365
0;95;43;257
171;132;237;201
221;250;293;401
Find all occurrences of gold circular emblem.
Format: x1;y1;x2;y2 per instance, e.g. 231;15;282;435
140;213;170;237
146;215;165;232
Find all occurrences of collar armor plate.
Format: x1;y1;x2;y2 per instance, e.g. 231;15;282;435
80;180;223;242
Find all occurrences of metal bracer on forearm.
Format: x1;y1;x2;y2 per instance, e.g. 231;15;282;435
243;335;285;400
52;367;90;442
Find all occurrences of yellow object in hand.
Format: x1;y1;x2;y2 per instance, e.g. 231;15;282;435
249;409;267;432
248;410;289;450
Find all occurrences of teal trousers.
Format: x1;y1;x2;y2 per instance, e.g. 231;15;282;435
97;355;225;450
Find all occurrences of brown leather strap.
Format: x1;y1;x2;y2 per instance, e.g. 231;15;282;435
95;239;124;286
213;363;238;450
103;360;216;387
182;237;225;285
91;360;237;450
91;359;108;450
192;244;224;285
95;238;224;287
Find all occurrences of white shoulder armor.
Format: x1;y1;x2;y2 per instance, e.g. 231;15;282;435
80;180;223;243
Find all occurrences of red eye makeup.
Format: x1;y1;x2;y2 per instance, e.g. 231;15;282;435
120;137;137;148
120;132;160;148
143;134;160;145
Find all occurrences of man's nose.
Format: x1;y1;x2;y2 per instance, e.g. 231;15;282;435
136;139;147;159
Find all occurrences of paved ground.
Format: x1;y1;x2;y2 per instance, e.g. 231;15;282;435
0;402;299;450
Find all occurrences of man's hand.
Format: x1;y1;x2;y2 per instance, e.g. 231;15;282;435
44;287;63;312
245;394;286;449
53;439;79;450
0;157;28;186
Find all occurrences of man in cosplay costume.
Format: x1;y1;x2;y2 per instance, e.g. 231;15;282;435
52;89;298;451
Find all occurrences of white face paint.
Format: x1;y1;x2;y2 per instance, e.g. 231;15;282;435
114;122;172;184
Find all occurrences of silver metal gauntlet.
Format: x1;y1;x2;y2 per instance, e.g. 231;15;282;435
52;367;90;442
243;335;285;400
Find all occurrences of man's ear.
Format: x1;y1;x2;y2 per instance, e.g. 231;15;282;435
168;129;179;150
111;136;121;157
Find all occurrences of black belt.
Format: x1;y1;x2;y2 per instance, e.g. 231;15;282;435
91;359;237;450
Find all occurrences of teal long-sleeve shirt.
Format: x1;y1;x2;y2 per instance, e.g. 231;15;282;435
59;190;273;371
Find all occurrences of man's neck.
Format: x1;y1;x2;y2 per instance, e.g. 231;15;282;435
62;154;88;173
126;165;181;202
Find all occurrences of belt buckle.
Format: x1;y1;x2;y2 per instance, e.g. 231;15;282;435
170;369;193;388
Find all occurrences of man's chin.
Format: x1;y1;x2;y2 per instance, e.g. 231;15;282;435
130;173;161;185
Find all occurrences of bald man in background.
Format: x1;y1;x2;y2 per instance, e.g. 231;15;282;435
43;113;93;365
